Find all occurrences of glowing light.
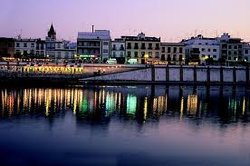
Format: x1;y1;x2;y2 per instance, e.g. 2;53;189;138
242;97;246;115
144;97;148;120
180;97;184;120
126;94;137;116
187;95;198;115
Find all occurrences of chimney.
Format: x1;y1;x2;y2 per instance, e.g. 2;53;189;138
92;25;94;33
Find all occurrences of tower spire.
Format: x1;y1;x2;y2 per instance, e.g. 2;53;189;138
48;23;56;40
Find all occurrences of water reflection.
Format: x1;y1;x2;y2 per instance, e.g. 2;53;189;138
0;86;249;124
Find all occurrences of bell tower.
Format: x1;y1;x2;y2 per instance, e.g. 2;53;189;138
48;24;56;40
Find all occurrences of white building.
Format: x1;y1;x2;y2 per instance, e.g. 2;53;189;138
182;35;220;64
111;39;125;63
47;40;76;60
15;37;36;57
77;28;111;62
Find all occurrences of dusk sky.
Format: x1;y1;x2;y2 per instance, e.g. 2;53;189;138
1;0;250;42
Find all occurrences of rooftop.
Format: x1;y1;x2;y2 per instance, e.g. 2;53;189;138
78;30;111;40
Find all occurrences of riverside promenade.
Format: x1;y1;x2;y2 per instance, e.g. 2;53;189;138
0;62;140;86
0;62;249;86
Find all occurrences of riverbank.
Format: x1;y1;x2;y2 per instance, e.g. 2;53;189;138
0;64;250;86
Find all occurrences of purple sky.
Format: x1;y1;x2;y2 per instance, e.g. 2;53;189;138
0;0;250;42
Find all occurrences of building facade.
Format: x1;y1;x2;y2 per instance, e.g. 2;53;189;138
219;33;243;64
160;42;185;64
36;39;46;58
46;24;76;60
15;37;37;58
121;33;161;64
0;38;15;58
182;35;220;64
77;29;111;63
111;39;125;64
243;43;250;63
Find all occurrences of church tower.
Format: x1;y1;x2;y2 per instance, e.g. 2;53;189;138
48;24;56;40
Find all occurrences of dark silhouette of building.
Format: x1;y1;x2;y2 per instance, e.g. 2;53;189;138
48;24;56;40
0;38;15;58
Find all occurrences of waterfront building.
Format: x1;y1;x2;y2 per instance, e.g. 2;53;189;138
111;38;125;64
46;24;76;60
182;35;220;65
219;33;243;64
160;42;186;65
15;37;38;58
121;32;161;64
35;39;46;58
77;28;111;63
0;38;15;58
243;43;250;63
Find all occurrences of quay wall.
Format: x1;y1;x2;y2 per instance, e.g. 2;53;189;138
83;65;250;85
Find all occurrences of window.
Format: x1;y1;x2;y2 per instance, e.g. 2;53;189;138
112;44;116;50
173;47;177;53
213;49;217;52
134;51;138;57
103;42;109;45
141;43;146;49
167;47;171;53
155;43;160;50
141;52;145;57
179;54;183;61
24;43;27;47
127;51;131;57
234;46;238;49
161;54;165;61
148;52;152;58
167;55;171;61
31;43;34;47
103;49;109;53
162;47;165;53
228;51;231;55
127;43;132;49
213;55;217;58
228;45;232;49
155;52;160;58
201;48;205;52
208;48;211;52
120;45;124;50
134;43;139;49
16;43;20;47
173;55;176;61
179;47;183;53
148;43;153;49
245;50;249;54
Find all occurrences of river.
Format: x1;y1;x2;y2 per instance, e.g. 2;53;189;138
0;85;249;166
